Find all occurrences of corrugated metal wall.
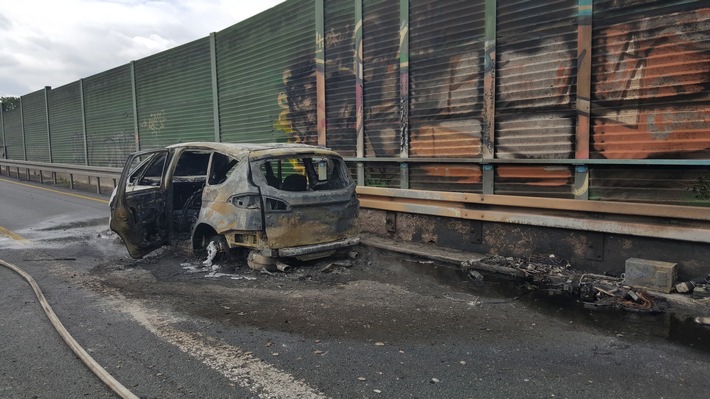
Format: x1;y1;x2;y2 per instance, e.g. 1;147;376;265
217;0;315;145
2;107;23;160
410;163;483;193
48;82;84;165
362;0;400;157
135;38;214;150
83;65;135;167
590;166;710;206
591;0;710;160
495;0;578;160
324;0;357;156
409;0;485;159
6;0;709;208
21;89;49;162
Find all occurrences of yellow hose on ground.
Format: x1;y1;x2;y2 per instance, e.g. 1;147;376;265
0;259;139;399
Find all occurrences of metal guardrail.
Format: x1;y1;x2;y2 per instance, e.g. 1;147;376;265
2;158;708;244
357;186;710;244
0;159;121;194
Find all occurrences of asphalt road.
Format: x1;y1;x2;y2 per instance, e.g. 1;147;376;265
1;175;709;399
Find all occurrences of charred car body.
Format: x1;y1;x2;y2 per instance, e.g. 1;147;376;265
109;142;359;263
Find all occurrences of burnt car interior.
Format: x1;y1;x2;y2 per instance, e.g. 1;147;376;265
171;150;210;233
258;157;350;192
170;150;239;235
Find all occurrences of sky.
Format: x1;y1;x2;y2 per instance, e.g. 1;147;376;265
0;0;287;97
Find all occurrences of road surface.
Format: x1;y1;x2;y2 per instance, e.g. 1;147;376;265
1;176;709;398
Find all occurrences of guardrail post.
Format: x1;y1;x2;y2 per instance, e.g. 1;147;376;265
96;177;101;194
357;162;364;186
483;164;494;194
69;173;74;189
400;163;409;190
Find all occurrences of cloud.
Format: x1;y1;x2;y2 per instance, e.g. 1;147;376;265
0;0;286;96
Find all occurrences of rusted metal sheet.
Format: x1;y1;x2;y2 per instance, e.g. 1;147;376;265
324;0;357;156
408;0;485;159
495;165;575;198
495;0;578;159
591;0;710;159
589;166;710;206
409;163;482;193
362;0;400;157
21;89;50;163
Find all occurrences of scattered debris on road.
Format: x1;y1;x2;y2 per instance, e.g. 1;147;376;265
462;254;669;314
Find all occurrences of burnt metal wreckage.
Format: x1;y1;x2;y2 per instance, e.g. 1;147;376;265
109;142;360;268
462;254;693;315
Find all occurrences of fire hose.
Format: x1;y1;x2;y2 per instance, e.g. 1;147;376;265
0;259;138;399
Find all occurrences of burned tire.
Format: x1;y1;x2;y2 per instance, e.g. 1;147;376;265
204;235;231;264
191;225;229;262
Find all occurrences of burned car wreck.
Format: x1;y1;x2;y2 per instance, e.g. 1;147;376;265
109;142;359;266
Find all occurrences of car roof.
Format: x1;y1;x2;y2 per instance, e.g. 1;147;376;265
166;142;339;159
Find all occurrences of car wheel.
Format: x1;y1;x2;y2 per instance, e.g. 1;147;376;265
204;235;230;264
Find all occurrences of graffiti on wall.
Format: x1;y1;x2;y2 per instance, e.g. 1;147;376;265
139;110;168;148
87;130;134;167
275;59;318;146
592;7;710;159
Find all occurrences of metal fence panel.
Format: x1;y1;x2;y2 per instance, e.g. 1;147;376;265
409;0;485;159
410;163;483;193
591;0;710;159
324;0;357;156
83;65;135;167
2;107;23;160
135;37;214;150
495;0;578;160
495;165;575;198
362;0;400;158
217;0;315;145
22;89;49;162
48;81;85;164
590;165;710;206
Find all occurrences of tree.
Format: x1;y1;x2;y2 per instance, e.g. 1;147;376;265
1;96;20;111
